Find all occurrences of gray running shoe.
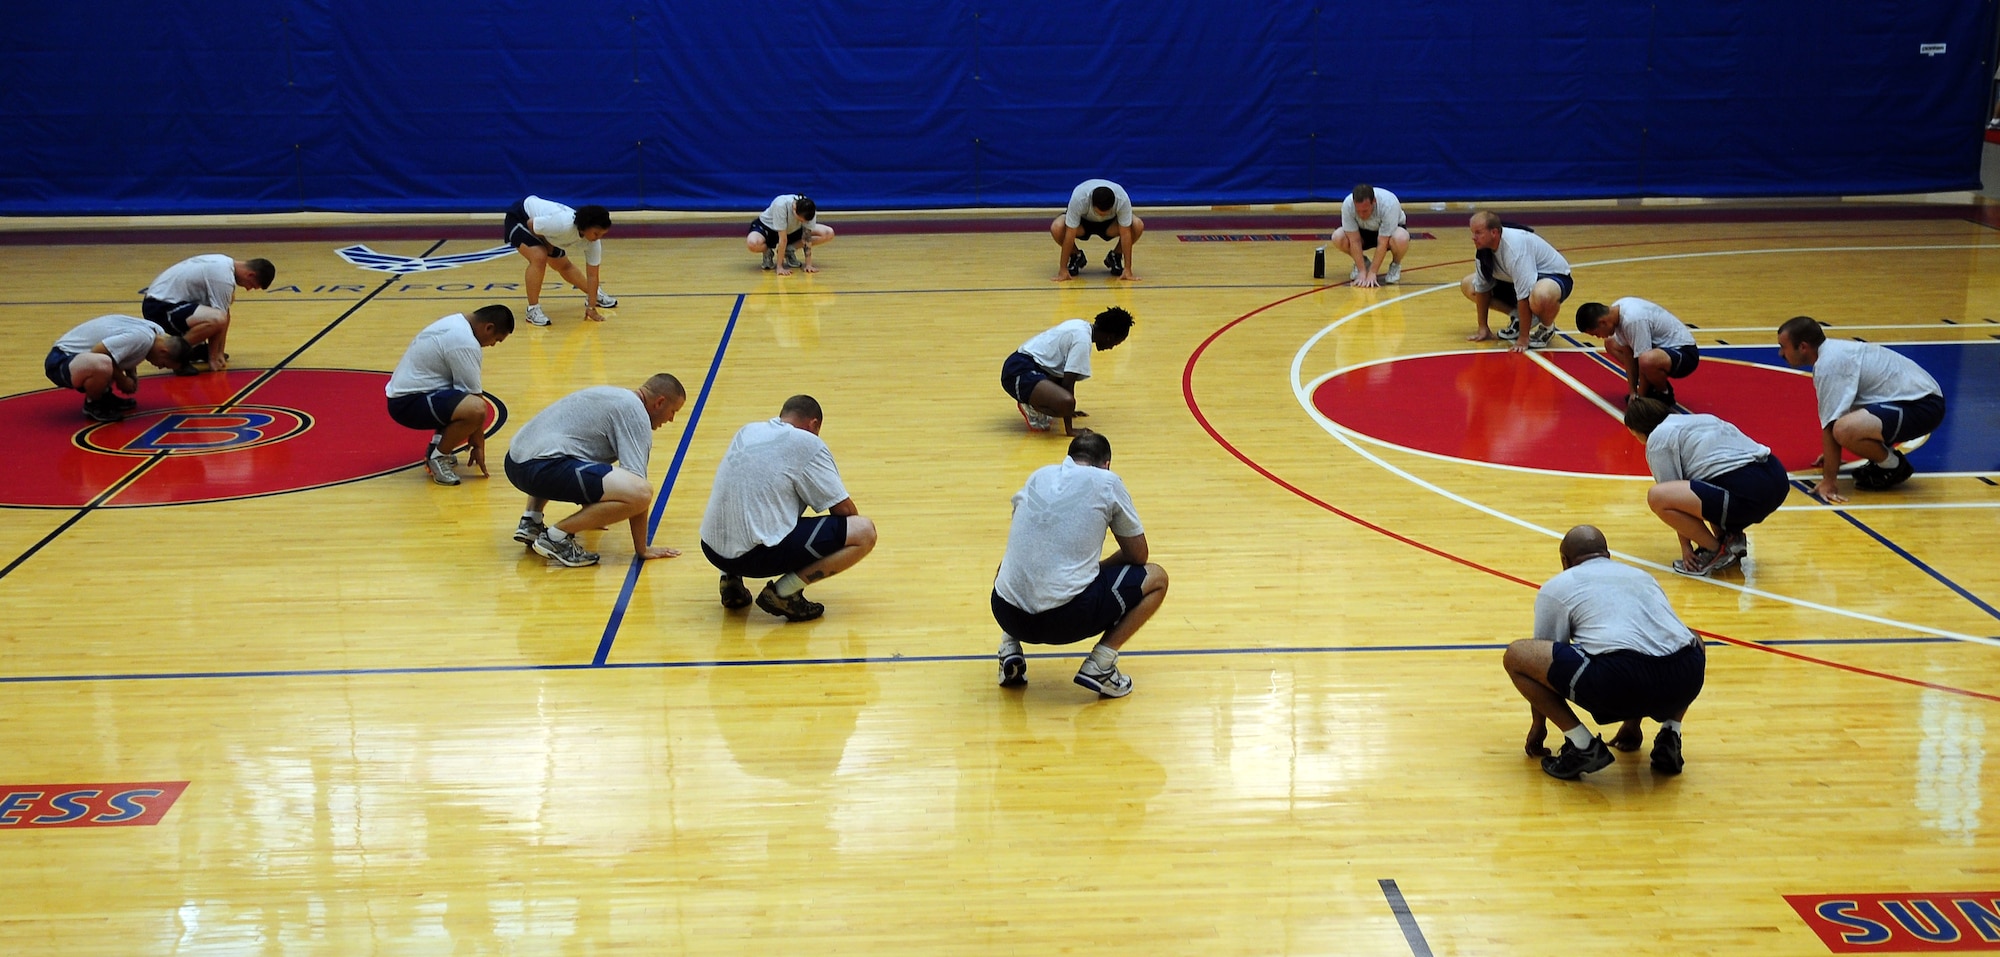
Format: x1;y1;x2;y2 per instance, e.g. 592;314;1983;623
595;289;617;308
783;247;803;269
1541;737;1614;779
424;449;461;486
513;516;546;547
998;638;1027;688
761;249;776;271
1384;261;1401;283
1527;323;1556;349
532;531;600;568
525;304;551;326
1074;660;1133;698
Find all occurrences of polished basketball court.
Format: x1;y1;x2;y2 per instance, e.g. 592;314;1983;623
2;204;1997;954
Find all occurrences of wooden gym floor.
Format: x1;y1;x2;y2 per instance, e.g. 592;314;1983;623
1;204;1997;954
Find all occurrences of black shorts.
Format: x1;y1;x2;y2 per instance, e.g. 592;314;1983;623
44;348;79;391
1548;641;1706;725
1355;219;1405;249
1659;344;1700;379
749;218;806;247
1074;217;1118;241
504;200;563;257
1487;273;1574;309
386;390;470;432
990;563;1149;646
1691;454;1789;533
702;514;849;579
141;297;201;336
1865;393;1946;446
1001;351;1055;404
504;455;610;504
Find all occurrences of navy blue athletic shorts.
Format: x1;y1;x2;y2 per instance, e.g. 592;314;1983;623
504;200;564;257
749;218;806;248
990;563;1150;646
1547;640;1706;725
44;348;79;391
387;390;470;432
1487;273;1574;309
141;297;201;336
702;514;850;579
504;455;611;505
1659;344;1700;379
1075;217;1118;241
1001;351;1055;404
1865;393;1946;446
1690;454;1789;533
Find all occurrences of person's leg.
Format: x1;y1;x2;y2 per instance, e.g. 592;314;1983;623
440;393;486;452
1385;227;1411;265
1610;719;1645;752
795;516;877;584
1647;481;1720;553
1462;273;1503;342
1097;563;1167;651
1503;640;1585;734
805;222;835;248
1831;409;1893;466
553;468;649;536
66;352;116;399
1634;348;1674;395
548;256;589;296
515;245;551;306
1602;338;1636;376
1027;378;1077;418
1527;277;1564;330
745;230;769;253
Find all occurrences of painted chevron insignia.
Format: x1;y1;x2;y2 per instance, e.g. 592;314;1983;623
335;244;515;274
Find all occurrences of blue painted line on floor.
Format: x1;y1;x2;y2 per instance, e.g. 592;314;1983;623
1791;480;2000;624
0;635;1970;685
591;293;745;667
1379;880;1436;957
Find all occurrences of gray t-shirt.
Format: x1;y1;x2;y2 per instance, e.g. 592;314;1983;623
699;418;851;558
522;195;604;267
1018;319;1094;379
1470;227;1571;304
386;313;483;397
1064;179;1133;228
505;386;652;479
1339;188;1406;233
994;457;1145;613
1809;340;1942;426
145;254;236;310
757;194;814;234
1533;557;1696;658
55;315;158;369
1610;297;1695;354
1645;413;1769;484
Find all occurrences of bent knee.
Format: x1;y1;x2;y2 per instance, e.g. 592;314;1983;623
847;516;878;549
1144;563;1168;591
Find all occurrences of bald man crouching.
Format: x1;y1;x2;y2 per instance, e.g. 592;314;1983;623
1502;526;1706;780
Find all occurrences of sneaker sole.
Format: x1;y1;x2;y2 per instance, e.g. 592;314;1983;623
755;593;824;622
512;527;542;546
1650;748;1685;775
1541;749;1614;780
998;655;1027;688
1073;671;1132;698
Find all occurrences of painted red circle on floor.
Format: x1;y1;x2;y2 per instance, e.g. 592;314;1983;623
0;369;502;508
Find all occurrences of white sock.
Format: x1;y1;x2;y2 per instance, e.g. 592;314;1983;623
998;636;1022;658
1878;451;1901;469
774;572;806;597
428;433;443;450
547;527;570;543
1563;725;1595;750
1661;719;1683;733
1085;642;1119;672
523;510;544;523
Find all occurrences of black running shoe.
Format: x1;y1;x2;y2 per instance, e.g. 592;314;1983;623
1103;249;1123;274
1067;249;1087;277
1851;461;1891;490
1541;736;1614;780
1650;728;1685;775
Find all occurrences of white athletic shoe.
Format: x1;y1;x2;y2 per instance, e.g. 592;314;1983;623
1384;262;1401;284
595;289;618;308
525;304;551;327
1527;323;1556;349
1018;402;1052;432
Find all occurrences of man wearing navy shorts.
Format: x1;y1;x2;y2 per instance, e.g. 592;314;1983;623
1461;212;1572;352
991;431;1169;699
385;305;513;486
502;196;616;327
746;194;834;275
141;254;274;374
699;395;878;622
503;375;686;568
1001;307;1135;434
1052;179;1143;282
1331;184;1410;288
1576;297;1700;405
1624;397;1789;577
46;314;187;422
1777;315;1946;502
1503;526;1705;780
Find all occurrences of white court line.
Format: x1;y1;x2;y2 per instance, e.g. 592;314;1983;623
1780;501;2000;512
1696;325;2000;335
1286;243;2000;647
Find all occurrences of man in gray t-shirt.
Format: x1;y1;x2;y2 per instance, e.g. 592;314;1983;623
746;194;835;275
1502;526;1705;780
502;375;686;568
45;314;188;422
1051;179;1144;282
990;431;1169;699
1777;315;1946;501
698;394;878;623
1331;184;1410;287
1575;297;1700;404
1460;211;1574;352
